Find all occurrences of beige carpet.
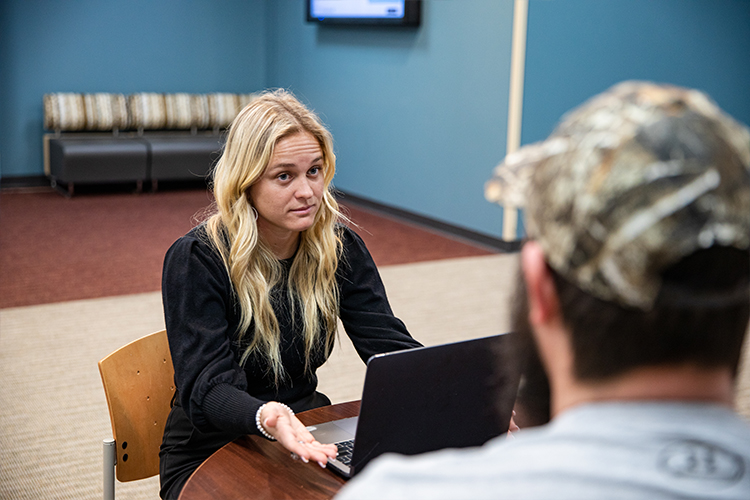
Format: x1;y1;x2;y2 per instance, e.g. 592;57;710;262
2;253;749;500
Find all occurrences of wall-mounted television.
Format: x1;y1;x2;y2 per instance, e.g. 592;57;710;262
307;0;421;26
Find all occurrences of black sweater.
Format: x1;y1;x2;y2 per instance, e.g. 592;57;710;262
161;224;421;436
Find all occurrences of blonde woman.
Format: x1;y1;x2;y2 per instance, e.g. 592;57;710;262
159;89;421;500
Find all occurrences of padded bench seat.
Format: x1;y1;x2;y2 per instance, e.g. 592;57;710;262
48;137;149;196
148;134;223;189
44;132;224;195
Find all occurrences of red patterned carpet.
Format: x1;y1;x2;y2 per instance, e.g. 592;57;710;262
0;188;494;309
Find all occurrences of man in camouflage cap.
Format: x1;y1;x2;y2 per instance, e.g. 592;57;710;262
486;81;750;310
337;81;750;500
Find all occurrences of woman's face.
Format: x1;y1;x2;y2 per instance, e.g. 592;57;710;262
249;131;326;242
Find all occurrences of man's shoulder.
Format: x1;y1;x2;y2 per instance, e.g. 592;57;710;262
336;431;553;500
336;402;750;500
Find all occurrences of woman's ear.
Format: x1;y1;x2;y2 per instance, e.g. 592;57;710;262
520;241;562;328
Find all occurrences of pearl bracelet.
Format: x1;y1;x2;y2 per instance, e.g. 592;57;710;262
255;402;295;441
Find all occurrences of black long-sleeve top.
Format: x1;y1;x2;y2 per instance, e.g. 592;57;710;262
162;223;421;436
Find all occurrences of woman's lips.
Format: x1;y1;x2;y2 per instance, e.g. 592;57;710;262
291;205;314;215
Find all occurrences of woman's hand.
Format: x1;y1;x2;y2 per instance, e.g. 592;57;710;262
259;402;338;468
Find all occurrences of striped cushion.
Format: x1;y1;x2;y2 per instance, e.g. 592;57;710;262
163;93;211;130
44;92;255;131
207;93;240;129
189;94;210;129
43;93;86;131
128;93;167;130
164;93;193;129
83;93;128;131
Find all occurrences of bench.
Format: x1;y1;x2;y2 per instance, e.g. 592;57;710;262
43;92;256;195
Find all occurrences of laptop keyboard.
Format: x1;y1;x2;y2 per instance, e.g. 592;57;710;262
335;439;354;466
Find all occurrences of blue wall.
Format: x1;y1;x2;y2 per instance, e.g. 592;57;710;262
522;0;750;145
0;0;267;179
266;0;515;238
2;0;749;241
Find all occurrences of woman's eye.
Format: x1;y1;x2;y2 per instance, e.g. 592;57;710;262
277;173;290;181
309;166;321;176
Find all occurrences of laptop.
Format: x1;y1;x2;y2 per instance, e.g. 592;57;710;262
308;332;520;478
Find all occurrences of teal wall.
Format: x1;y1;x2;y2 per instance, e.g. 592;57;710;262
2;0;749;240
266;0;514;238
522;0;750;145
0;0;267;179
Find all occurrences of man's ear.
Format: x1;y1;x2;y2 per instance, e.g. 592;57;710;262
521;241;562;328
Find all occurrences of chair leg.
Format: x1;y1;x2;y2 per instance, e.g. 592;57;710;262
103;438;116;500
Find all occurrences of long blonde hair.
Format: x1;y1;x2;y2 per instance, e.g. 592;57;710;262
206;89;344;383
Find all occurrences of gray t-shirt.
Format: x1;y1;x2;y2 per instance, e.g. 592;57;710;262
335;402;750;500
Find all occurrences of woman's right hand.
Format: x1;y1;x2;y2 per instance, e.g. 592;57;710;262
259;402;338;468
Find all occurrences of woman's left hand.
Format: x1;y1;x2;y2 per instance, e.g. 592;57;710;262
260;402;339;467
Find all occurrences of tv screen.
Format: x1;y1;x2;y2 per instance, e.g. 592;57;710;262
307;0;421;26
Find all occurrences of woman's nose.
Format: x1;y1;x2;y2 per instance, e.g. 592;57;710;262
295;178;314;198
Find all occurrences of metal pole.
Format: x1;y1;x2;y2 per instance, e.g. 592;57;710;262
103;438;116;500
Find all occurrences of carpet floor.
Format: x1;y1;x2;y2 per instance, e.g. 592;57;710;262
0;188;494;308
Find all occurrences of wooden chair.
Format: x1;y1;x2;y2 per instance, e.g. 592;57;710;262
98;329;175;500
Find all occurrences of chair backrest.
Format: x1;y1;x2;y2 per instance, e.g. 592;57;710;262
99;329;175;482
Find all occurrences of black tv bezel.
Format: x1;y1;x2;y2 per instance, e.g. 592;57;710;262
306;0;421;27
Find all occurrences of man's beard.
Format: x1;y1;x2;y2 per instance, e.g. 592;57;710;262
507;269;551;427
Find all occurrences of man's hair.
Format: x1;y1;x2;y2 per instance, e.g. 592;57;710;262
551;246;750;381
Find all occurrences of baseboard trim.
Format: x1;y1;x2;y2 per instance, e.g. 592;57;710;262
0;175;208;195
335;191;522;253
0;175;50;189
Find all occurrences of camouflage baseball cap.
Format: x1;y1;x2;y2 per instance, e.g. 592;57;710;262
486;81;750;310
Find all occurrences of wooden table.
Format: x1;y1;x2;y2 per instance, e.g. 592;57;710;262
178;400;361;500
